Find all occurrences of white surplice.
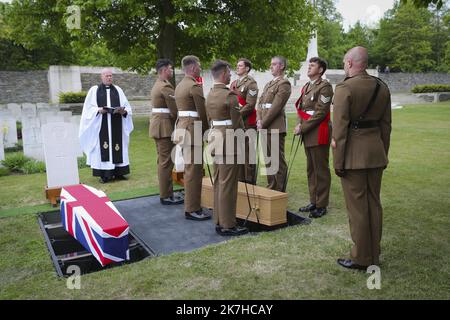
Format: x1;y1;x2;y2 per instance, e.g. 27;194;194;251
79;85;134;171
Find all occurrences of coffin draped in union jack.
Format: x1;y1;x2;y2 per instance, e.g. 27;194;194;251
60;184;129;266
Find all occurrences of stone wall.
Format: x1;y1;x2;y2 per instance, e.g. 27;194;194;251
379;72;450;93
0;71;49;103
2;68;450;104
81;73;185;99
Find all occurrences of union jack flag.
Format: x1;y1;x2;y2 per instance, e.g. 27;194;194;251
60;184;129;266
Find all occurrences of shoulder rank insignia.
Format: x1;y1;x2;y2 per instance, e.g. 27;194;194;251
249;89;257;96
320;95;331;104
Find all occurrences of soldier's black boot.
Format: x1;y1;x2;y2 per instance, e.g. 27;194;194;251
309;207;327;218
299;203;316;212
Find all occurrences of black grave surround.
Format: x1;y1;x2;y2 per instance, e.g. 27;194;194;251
39;192;310;276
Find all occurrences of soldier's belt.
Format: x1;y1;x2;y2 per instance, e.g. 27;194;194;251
259;103;272;109
349;120;379;129
152;108;171;114
211;119;232;126
178;111;199;117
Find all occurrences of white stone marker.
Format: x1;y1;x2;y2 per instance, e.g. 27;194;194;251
0;130;4;163
0;110;18;148
42;122;79;188
7;103;21;120
22;116;44;161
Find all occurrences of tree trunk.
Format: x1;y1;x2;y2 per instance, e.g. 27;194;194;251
157;0;176;86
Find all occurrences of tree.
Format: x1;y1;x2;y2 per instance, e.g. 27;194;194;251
69;0;315;72
401;0;445;9
372;2;434;72
1;0;315;72
315;0;347;69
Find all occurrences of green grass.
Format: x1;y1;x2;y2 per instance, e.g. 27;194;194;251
1;103;449;299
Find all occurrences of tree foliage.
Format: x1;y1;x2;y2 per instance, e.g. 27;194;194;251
372;2;449;72
67;0;315;72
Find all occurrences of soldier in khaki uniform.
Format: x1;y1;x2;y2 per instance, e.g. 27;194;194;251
206;60;248;236
173;55;211;221
294;57;333;218
257;56;291;192
230;58;258;184
149;59;183;205
332;47;391;270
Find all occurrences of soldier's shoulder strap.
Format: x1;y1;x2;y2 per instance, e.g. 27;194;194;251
358;77;381;121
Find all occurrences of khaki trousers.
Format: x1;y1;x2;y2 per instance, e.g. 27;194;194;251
262;132;287;192
213;156;239;229
154;138;175;199
340;168;384;266
304;145;331;207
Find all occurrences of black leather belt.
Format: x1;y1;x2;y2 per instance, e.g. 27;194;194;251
350;120;379;129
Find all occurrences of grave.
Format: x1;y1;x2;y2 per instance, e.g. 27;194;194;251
6;103;21;120
39;191;309;276
0;110;18;148
22;116;44;161
0;130;4;162
42;122;80;205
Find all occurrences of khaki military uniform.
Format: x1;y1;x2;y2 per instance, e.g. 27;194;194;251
257;76;291;192
297;78;333;208
174;76;209;213
149;79;178;198
332;71;391;266
231;75;258;183
206;83;244;228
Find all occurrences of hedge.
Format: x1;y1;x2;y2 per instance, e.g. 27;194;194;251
59;91;87;103
411;84;450;93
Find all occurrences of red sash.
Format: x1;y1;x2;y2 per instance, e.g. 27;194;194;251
237;94;257;126
195;76;203;85
295;84;330;145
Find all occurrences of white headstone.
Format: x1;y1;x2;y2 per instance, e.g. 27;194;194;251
39;111;59;126
0;111;18;148
58;111;73;122
0;130;4;163
42;122;79;188
21;103;37;118
22;116;44;161
70;115;83;157
36;103;51;109
7;103;21;120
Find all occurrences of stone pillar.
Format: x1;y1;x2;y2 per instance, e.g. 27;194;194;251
48;66;83;103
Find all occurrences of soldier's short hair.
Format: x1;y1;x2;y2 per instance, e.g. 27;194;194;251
155;59;173;73
210;59;231;79
272;56;287;71
181;55;200;70
238;58;252;72
309;57;328;76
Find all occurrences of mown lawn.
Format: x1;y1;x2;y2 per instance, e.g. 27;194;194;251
0;103;449;299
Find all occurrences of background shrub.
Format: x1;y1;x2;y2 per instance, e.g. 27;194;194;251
1;153;29;172
411;84;450;93
1;153;46;174
21;160;46;174
59;91;87;103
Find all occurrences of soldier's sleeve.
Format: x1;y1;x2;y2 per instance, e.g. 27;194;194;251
332;82;351;170
300;84;333;134
240;80;258;118
380;89;392;157
191;84;209;132
261;80;291;129
161;84;178;120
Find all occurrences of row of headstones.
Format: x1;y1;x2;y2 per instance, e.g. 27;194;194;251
0;103;83;163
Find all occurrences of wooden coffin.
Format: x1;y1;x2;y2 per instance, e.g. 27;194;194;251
201;177;288;226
